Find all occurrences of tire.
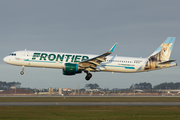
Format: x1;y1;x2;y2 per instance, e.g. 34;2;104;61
20;71;24;75
85;73;92;81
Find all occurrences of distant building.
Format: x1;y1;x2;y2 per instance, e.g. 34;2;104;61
0;90;4;92
86;89;99;92
135;89;144;93
63;88;71;91
59;88;62;95
48;87;53;94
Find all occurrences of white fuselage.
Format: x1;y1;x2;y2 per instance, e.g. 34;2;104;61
3;50;148;73
3;38;177;81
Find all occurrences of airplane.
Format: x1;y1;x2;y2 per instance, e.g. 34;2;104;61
3;37;177;81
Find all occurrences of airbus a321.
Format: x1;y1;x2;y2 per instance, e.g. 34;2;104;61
3;37;177;81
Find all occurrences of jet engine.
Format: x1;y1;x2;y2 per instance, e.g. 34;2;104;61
63;63;81;75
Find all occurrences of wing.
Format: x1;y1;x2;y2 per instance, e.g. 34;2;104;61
78;43;118;72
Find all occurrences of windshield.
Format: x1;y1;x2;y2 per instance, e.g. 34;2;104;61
9;53;16;56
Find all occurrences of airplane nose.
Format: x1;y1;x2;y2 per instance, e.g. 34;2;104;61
3;57;7;62
3;56;9;63
3;56;14;65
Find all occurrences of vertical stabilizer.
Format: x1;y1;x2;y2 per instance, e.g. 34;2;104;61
148;37;175;61
144;37;176;70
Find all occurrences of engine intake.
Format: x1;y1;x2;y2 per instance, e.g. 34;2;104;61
63;63;81;75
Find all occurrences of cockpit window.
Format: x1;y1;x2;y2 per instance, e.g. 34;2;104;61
9;53;16;56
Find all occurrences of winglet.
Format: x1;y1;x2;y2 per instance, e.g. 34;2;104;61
109;43;118;53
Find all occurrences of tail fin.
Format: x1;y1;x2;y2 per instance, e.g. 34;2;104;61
148;37;175;62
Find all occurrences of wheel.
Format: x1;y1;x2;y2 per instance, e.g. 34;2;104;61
85;73;92;81
85;76;90;81
20;71;24;75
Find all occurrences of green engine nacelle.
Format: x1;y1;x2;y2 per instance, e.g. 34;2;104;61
63;63;80;75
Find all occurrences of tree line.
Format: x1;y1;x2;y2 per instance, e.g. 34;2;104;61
85;82;180;91
129;82;180;90
1;81;180;91
154;82;180;89
0;81;21;90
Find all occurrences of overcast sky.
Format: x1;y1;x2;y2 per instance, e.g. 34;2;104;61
0;0;179;89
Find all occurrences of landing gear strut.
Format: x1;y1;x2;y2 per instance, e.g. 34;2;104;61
20;66;24;75
85;73;92;81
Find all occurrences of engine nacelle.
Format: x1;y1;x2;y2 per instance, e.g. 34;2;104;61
63;63;81;75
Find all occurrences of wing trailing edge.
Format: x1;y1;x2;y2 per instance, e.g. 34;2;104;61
79;43;118;71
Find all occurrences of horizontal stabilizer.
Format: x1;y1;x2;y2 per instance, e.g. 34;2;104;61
158;60;176;65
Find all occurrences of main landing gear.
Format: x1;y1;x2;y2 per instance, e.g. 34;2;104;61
20;66;24;75
85;73;92;81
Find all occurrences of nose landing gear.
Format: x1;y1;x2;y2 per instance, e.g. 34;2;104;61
20;66;24;75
